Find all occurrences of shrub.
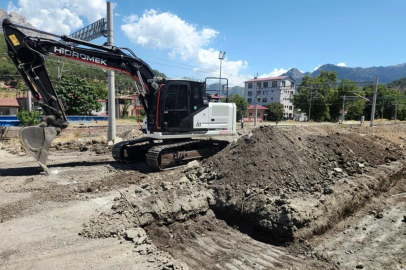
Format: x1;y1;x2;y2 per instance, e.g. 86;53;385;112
17;109;41;126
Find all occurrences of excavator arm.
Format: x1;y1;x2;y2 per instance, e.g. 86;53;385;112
2;18;160;172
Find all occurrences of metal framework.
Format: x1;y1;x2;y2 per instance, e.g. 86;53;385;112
66;18;107;45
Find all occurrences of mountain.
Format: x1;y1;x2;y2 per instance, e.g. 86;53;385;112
282;63;406;84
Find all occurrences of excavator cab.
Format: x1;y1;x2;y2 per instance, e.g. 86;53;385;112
158;80;208;132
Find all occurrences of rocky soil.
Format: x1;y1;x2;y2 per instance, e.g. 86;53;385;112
1;123;405;269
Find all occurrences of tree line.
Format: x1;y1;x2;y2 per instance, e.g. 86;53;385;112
293;71;406;122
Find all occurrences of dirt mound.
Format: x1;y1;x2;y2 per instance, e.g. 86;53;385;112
198;126;404;241
80;171;213;239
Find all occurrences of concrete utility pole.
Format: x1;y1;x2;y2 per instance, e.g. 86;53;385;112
107;2;116;142
308;88;313;121
341;95;345;124
254;83;258;126
26;87;31;111
370;76;378;127
395;104;398;123
218;51;226;98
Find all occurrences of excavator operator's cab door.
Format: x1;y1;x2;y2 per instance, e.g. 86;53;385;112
160;81;208;132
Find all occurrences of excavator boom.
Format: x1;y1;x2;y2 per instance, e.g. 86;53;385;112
2;19;158;172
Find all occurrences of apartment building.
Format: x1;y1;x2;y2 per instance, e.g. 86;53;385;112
244;76;296;118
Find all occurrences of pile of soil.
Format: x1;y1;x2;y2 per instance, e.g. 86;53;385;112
80;166;212;239
197;126;404;241
80;125;405;245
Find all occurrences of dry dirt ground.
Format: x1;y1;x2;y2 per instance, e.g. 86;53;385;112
0;124;405;270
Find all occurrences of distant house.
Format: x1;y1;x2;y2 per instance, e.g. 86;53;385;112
244;104;268;122
0;98;19;115
244;76;295;119
92;99;107;116
108;94;143;117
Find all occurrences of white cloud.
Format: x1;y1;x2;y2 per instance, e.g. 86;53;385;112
122;13;138;23
121;9;218;60
121;9;248;86
337;62;346;67
259;68;290;78
7;0;107;35
313;64;322;71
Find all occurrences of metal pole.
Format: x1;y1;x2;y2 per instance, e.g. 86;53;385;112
107;2;116;142
370;76;378;127
218;51;225;100
26;87;32;111
395;104;398;123
308;88;312;121
341;95;345;124
219;58;222;96
254;84;258;126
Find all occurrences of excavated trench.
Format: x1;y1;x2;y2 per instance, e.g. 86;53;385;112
80;126;405;268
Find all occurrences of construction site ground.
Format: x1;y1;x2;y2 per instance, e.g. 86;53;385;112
0;122;405;270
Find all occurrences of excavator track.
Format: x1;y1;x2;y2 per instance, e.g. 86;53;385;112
146;140;229;170
112;137;156;162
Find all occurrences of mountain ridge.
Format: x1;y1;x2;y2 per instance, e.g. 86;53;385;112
282;63;406;84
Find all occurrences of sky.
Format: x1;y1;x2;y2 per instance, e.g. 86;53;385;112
3;0;406;86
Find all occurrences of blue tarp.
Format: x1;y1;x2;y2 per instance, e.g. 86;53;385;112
0;116;108;126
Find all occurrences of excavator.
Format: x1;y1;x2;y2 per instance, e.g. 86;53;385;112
2;19;236;173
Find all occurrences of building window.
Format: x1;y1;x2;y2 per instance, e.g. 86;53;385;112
248;83;252;89
272;81;277;87
247;98;252;103
271;97;273;100
249;112;253;117
257;98;261;102
264;82;268;88
262;98;267;102
289;106;292;110
248;91;252;96
291;82;295;88
257;113;260;117
257;82;261;89
282;81;286;87
262;91;266;95
257;91;261;96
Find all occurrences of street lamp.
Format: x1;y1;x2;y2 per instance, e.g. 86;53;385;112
219;51;226;100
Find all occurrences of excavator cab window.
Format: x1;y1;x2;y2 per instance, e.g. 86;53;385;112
162;83;189;130
191;83;204;111
165;84;187;110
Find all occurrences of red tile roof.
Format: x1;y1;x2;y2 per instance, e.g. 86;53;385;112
0;98;19;107
245;76;288;83
247;105;268;110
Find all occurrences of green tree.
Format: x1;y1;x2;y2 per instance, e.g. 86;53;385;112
363;84;405;120
228;94;248;120
153;69;167;78
267;102;284;121
121;100;131;118
87;80;107;100
17;109;40;126
55;75;101;115
293;71;337;122
330;79;366;121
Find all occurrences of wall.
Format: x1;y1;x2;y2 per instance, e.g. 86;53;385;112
244;78;295;118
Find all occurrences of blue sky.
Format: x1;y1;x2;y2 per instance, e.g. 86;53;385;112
4;0;406;85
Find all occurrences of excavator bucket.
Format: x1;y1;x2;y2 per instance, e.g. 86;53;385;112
19;126;58;174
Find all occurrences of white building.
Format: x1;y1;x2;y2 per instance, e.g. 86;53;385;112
244;76;296;119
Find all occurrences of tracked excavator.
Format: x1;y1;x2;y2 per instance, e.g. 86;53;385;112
2;19;236;173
